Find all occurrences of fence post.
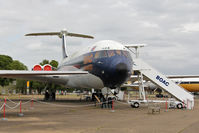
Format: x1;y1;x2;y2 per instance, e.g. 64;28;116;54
30;97;34;109
2;97;7;120
111;99;115;112
18;100;24;117
165;100;168;112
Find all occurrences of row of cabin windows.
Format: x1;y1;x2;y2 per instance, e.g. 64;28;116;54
92;50;131;59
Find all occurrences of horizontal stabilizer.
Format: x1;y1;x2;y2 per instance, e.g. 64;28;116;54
67;32;94;39
25;30;94;39
25;32;60;36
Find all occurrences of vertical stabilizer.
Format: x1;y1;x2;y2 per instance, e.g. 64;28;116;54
61;33;68;58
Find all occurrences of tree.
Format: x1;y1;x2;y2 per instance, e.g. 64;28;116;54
0;55;27;87
0;55;13;86
16;79;27;94
31;81;45;94
0;55;13;70
50;60;59;69
30;59;60;95
11;61;28;94
8;60;27;70
0;78;10;87
40;59;49;66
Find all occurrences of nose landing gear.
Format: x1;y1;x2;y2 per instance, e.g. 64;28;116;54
92;87;122;109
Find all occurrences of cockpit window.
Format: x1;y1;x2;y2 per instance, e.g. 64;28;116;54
99;51;107;58
122;51;131;58
94;52;100;58
93;50;131;59
115;50;122;56
107;50;115;57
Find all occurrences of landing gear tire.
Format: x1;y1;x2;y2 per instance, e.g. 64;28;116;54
86;97;91;101
112;97;117;101
177;103;183;109
131;102;139;108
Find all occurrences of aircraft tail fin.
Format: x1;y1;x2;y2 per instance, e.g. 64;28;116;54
25;29;94;58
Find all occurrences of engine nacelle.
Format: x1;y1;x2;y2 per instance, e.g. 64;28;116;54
43;64;52;71
33;64;43;71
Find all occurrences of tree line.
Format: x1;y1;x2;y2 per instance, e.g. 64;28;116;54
0;55;61;94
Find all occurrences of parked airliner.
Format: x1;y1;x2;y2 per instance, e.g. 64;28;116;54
169;76;199;92
0;30;133;90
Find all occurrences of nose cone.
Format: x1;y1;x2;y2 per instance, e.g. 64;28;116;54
91;51;133;89
111;62;129;87
101;56;132;88
115;63;128;79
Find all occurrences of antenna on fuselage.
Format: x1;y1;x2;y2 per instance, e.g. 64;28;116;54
25;29;94;58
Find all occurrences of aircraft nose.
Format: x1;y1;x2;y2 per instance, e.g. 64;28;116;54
93;55;132;88
115;63;128;76
107;61;130;88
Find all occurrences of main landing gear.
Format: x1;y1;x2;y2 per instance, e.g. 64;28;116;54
43;84;56;101
92;88;119;108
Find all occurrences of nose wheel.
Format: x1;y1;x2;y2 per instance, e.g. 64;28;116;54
131;102;140;108
91;90;114;109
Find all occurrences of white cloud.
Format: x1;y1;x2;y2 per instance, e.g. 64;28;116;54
139;21;159;28
110;1;129;8
26;42;43;50
181;22;199;32
0;0;199;74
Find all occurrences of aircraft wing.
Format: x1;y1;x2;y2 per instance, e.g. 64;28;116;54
0;70;89;85
0;70;88;77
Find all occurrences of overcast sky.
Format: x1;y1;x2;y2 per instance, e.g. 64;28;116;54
0;0;199;75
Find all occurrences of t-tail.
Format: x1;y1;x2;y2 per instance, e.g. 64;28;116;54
25;29;94;59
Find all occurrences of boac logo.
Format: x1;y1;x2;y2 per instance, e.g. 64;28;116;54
156;75;169;86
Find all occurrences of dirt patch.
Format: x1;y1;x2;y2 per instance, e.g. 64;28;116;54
0;97;199;133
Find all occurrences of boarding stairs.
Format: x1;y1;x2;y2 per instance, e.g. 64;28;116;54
133;58;194;109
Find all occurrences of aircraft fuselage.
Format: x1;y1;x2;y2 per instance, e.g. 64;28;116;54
57;40;133;89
